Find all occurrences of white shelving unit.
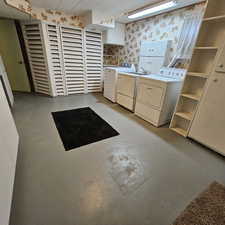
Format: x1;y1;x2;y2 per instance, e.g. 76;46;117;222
170;0;225;137
21;21;103;97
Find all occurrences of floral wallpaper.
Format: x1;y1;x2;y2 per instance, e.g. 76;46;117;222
5;0;84;28
31;8;83;27
104;2;205;66
5;0;30;12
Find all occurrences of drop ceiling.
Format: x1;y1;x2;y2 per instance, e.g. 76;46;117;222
29;0;204;23
0;0;204;22
29;0;161;17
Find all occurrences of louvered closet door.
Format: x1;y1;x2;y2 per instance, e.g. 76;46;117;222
46;23;65;96
60;26;85;95
85;30;103;93
22;22;52;96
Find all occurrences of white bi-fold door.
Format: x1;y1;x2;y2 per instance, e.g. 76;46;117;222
85;30;103;93
22;21;103;96
60;26;85;95
46;23;66;96
22;22;53;96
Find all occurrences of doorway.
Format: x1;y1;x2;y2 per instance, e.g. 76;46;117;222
0;19;32;92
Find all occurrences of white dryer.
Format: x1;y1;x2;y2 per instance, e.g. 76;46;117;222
103;66;135;103
135;67;187;127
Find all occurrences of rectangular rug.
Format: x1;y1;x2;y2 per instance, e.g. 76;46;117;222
172;181;225;225
52;107;119;151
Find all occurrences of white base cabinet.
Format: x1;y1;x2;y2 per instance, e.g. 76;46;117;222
116;73;136;111
103;68;117;102
135;77;183;127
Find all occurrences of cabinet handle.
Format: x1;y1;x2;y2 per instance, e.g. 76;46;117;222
213;78;218;82
147;87;153;90
219;64;224;68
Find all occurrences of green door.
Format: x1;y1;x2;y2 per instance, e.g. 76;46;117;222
0;19;31;92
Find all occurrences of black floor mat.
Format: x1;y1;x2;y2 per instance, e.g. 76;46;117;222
52;107;119;151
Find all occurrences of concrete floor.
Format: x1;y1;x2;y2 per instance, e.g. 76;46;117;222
10;92;225;225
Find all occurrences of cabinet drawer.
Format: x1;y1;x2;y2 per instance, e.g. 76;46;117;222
117;93;134;111
139;57;165;74
135;102;160;126
140;40;170;57
137;83;164;109
117;75;135;97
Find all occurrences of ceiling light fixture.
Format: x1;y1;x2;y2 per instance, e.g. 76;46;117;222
128;1;177;19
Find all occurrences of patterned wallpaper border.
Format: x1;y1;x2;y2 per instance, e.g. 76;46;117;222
5;0;84;28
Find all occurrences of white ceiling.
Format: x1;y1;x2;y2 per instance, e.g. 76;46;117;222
29;0;204;23
30;0;161;17
0;0;204;22
0;0;30;20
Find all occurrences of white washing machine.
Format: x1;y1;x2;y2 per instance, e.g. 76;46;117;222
103;66;135;103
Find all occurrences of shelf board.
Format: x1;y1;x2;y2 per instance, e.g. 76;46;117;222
181;93;201;101
171;127;188;137
203;15;225;22
187;72;208;79
194;46;218;50
175;112;193;121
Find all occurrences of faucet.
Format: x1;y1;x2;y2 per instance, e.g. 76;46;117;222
140;67;148;74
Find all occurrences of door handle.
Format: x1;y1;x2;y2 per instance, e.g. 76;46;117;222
18;61;23;64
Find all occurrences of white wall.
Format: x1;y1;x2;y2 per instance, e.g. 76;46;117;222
0;80;19;225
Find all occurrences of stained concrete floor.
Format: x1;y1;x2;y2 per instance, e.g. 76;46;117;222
10;92;225;225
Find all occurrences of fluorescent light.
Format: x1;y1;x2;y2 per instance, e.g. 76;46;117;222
128;1;177;19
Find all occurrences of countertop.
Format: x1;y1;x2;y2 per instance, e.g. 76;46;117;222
118;72;183;83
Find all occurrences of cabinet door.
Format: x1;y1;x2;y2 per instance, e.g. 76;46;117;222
103;69;117;102
137;83;164;109
117;75;135;97
189;72;225;155
140;41;170;57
